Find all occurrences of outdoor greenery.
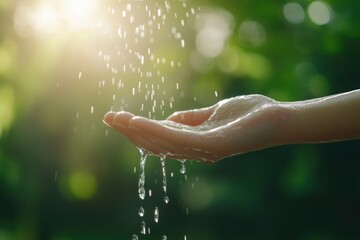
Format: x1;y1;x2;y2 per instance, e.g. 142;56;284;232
0;0;359;239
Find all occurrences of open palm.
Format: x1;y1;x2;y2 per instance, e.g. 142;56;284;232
104;95;287;162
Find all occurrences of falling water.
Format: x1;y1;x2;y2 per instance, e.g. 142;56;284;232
138;148;148;200
138;207;145;217
141;221;146;235
154;206;159;223
100;1;201;239
160;155;169;203
180;160;186;174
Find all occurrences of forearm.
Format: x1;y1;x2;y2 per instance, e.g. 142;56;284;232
280;90;360;145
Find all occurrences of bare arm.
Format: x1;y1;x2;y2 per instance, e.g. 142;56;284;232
103;90;360;162
280;89;360;145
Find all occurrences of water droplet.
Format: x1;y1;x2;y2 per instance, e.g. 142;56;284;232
90;106;94;114
164;195;169;204
141;221;146;235
139;187;146;200
154;207;159;223
78;72;82;79
181;39;185;48
138;207;145;217
162;235;167;240
180;161;186;174
132;234;138;240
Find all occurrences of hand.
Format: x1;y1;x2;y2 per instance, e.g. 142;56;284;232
103;94;288;163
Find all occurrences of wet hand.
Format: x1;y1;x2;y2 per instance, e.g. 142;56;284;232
103;95;288;163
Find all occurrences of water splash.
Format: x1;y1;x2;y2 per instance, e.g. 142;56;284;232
138;148;148;200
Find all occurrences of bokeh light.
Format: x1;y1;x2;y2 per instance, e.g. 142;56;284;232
68;171;97;200
195;9;234;59
1;0;359;239
308;1;332;25
238;20;267;47
283;2;305;24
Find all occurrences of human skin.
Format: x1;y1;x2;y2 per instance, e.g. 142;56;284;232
103;89;360;163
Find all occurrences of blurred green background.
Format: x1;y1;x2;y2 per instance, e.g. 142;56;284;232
1;0;359;239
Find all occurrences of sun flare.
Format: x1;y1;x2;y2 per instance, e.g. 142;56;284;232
14;0;101;37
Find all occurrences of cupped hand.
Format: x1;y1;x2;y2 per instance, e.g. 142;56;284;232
103;95;288;163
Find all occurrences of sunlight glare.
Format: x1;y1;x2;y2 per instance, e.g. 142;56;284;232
14;0;101;37
63;0;99;30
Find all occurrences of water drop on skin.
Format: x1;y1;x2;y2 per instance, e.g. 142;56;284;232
154;207;159;223
138;207;145;217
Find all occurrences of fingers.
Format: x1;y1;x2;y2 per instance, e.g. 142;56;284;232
103;111;222;162
104;111;168;154
166;106;215;126
103;111;134;133
129;117;223;161
129;116;204;147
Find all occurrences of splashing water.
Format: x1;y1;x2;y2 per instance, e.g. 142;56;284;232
101;2;201;238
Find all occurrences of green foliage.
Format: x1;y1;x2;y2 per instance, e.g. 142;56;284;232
0;0;359;239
